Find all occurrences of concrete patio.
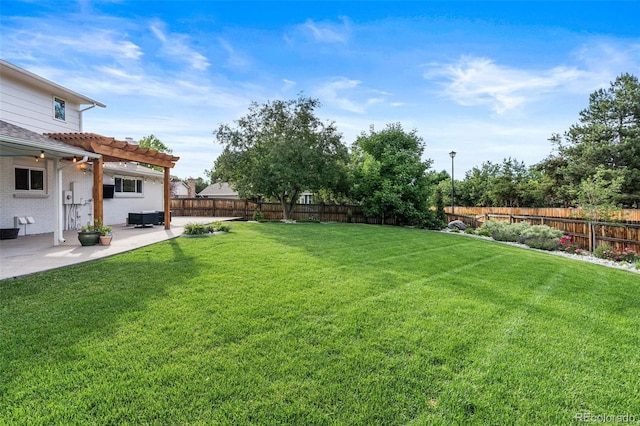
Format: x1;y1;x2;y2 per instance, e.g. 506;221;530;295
0;217;238;280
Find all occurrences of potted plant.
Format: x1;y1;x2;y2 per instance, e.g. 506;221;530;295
98;224;112;245
78;222;100;246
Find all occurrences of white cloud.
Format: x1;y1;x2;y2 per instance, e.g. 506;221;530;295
281;79;297;91
316;77;390;113
4;26;143;62
150;20;210;71
299;17;351;43
217;38;251;71
424;56;588;115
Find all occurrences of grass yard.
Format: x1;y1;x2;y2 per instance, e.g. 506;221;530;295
1;222;639;425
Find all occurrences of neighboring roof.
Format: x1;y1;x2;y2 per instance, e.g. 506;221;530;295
46;132;180;169
199;182;239;198
0;120;99;159
0;60;106;108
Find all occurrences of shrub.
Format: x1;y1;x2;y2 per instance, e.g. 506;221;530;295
475;226;492;237
252;210;264;221
183;222;207;235
478;220;512;240
520;225;562;250
490;221;531;243
558;235;583;254
636;260;640;270
594;245;636;263
211;221;231;232
184;222;230;235
464;227;475;234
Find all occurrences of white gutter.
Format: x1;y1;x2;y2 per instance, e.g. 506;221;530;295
78;103;97;132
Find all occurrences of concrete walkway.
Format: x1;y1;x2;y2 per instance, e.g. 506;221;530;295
0;217;239;281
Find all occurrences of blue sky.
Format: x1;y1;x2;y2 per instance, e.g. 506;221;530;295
2;1;639;181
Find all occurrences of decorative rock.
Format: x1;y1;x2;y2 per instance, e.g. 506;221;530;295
448;220;467;230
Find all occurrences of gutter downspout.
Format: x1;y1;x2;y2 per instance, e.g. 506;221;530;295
55;156;89;245
79;104;97;132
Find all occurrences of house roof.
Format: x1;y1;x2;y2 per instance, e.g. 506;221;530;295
0;120;99;159
45;132;180;169
0;60;106;108
199;181;238;197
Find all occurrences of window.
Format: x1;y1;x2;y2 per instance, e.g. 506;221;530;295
15;167;45;191
53;96;66;121
114;177;143;194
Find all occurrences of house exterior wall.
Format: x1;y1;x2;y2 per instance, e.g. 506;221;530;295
103;180;164;226
0;157;56;235
60;165;96;230
0;73;83;134
101;165;165;226
171;181;189;198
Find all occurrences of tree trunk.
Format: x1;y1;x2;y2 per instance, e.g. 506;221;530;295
279;191;299;221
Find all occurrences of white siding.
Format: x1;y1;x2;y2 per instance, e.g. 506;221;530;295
0;74;82;133
103;177;165;226
0;157;57;235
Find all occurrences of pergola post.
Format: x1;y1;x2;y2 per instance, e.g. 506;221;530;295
164;167;171;230
93;156;103;226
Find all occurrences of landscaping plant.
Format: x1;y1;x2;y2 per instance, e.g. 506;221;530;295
594;244;636;263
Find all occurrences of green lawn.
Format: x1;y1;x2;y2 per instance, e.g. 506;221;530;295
1;223;639;425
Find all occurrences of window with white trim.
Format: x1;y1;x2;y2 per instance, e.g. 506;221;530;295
15;166;45;192
53;96;66;121
114;177;143;194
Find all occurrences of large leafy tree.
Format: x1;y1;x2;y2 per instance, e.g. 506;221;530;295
538;73;640;207
213;96;348;219
139;134;173;171
453;159;545;207
350;123;434;226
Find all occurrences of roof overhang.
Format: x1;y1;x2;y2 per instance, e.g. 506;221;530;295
0;136;100;160
0;120;100;159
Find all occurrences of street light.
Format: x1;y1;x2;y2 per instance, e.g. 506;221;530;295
449;151;456;214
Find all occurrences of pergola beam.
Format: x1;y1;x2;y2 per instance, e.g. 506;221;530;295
90;143;177;169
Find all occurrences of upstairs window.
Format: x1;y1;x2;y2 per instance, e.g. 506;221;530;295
15;166;45;192
53;96;66;121
114;177;143;194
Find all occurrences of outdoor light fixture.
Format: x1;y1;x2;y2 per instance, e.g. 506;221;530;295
72;157;77;163
39;150;45;158
449;151;456;215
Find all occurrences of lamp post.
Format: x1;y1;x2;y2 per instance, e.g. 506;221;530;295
449;151;456;214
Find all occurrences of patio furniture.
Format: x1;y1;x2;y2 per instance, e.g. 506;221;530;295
127;211;171;227
128;211;159;227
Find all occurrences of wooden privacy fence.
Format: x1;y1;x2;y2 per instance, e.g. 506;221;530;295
446;206;640;222
171;199;639;253
169;198;395;225
447;212;640;254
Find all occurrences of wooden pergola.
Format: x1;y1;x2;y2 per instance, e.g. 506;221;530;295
45;132;180;229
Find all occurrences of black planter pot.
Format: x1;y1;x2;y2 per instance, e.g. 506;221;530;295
78;231;100;246
0;228;20;240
